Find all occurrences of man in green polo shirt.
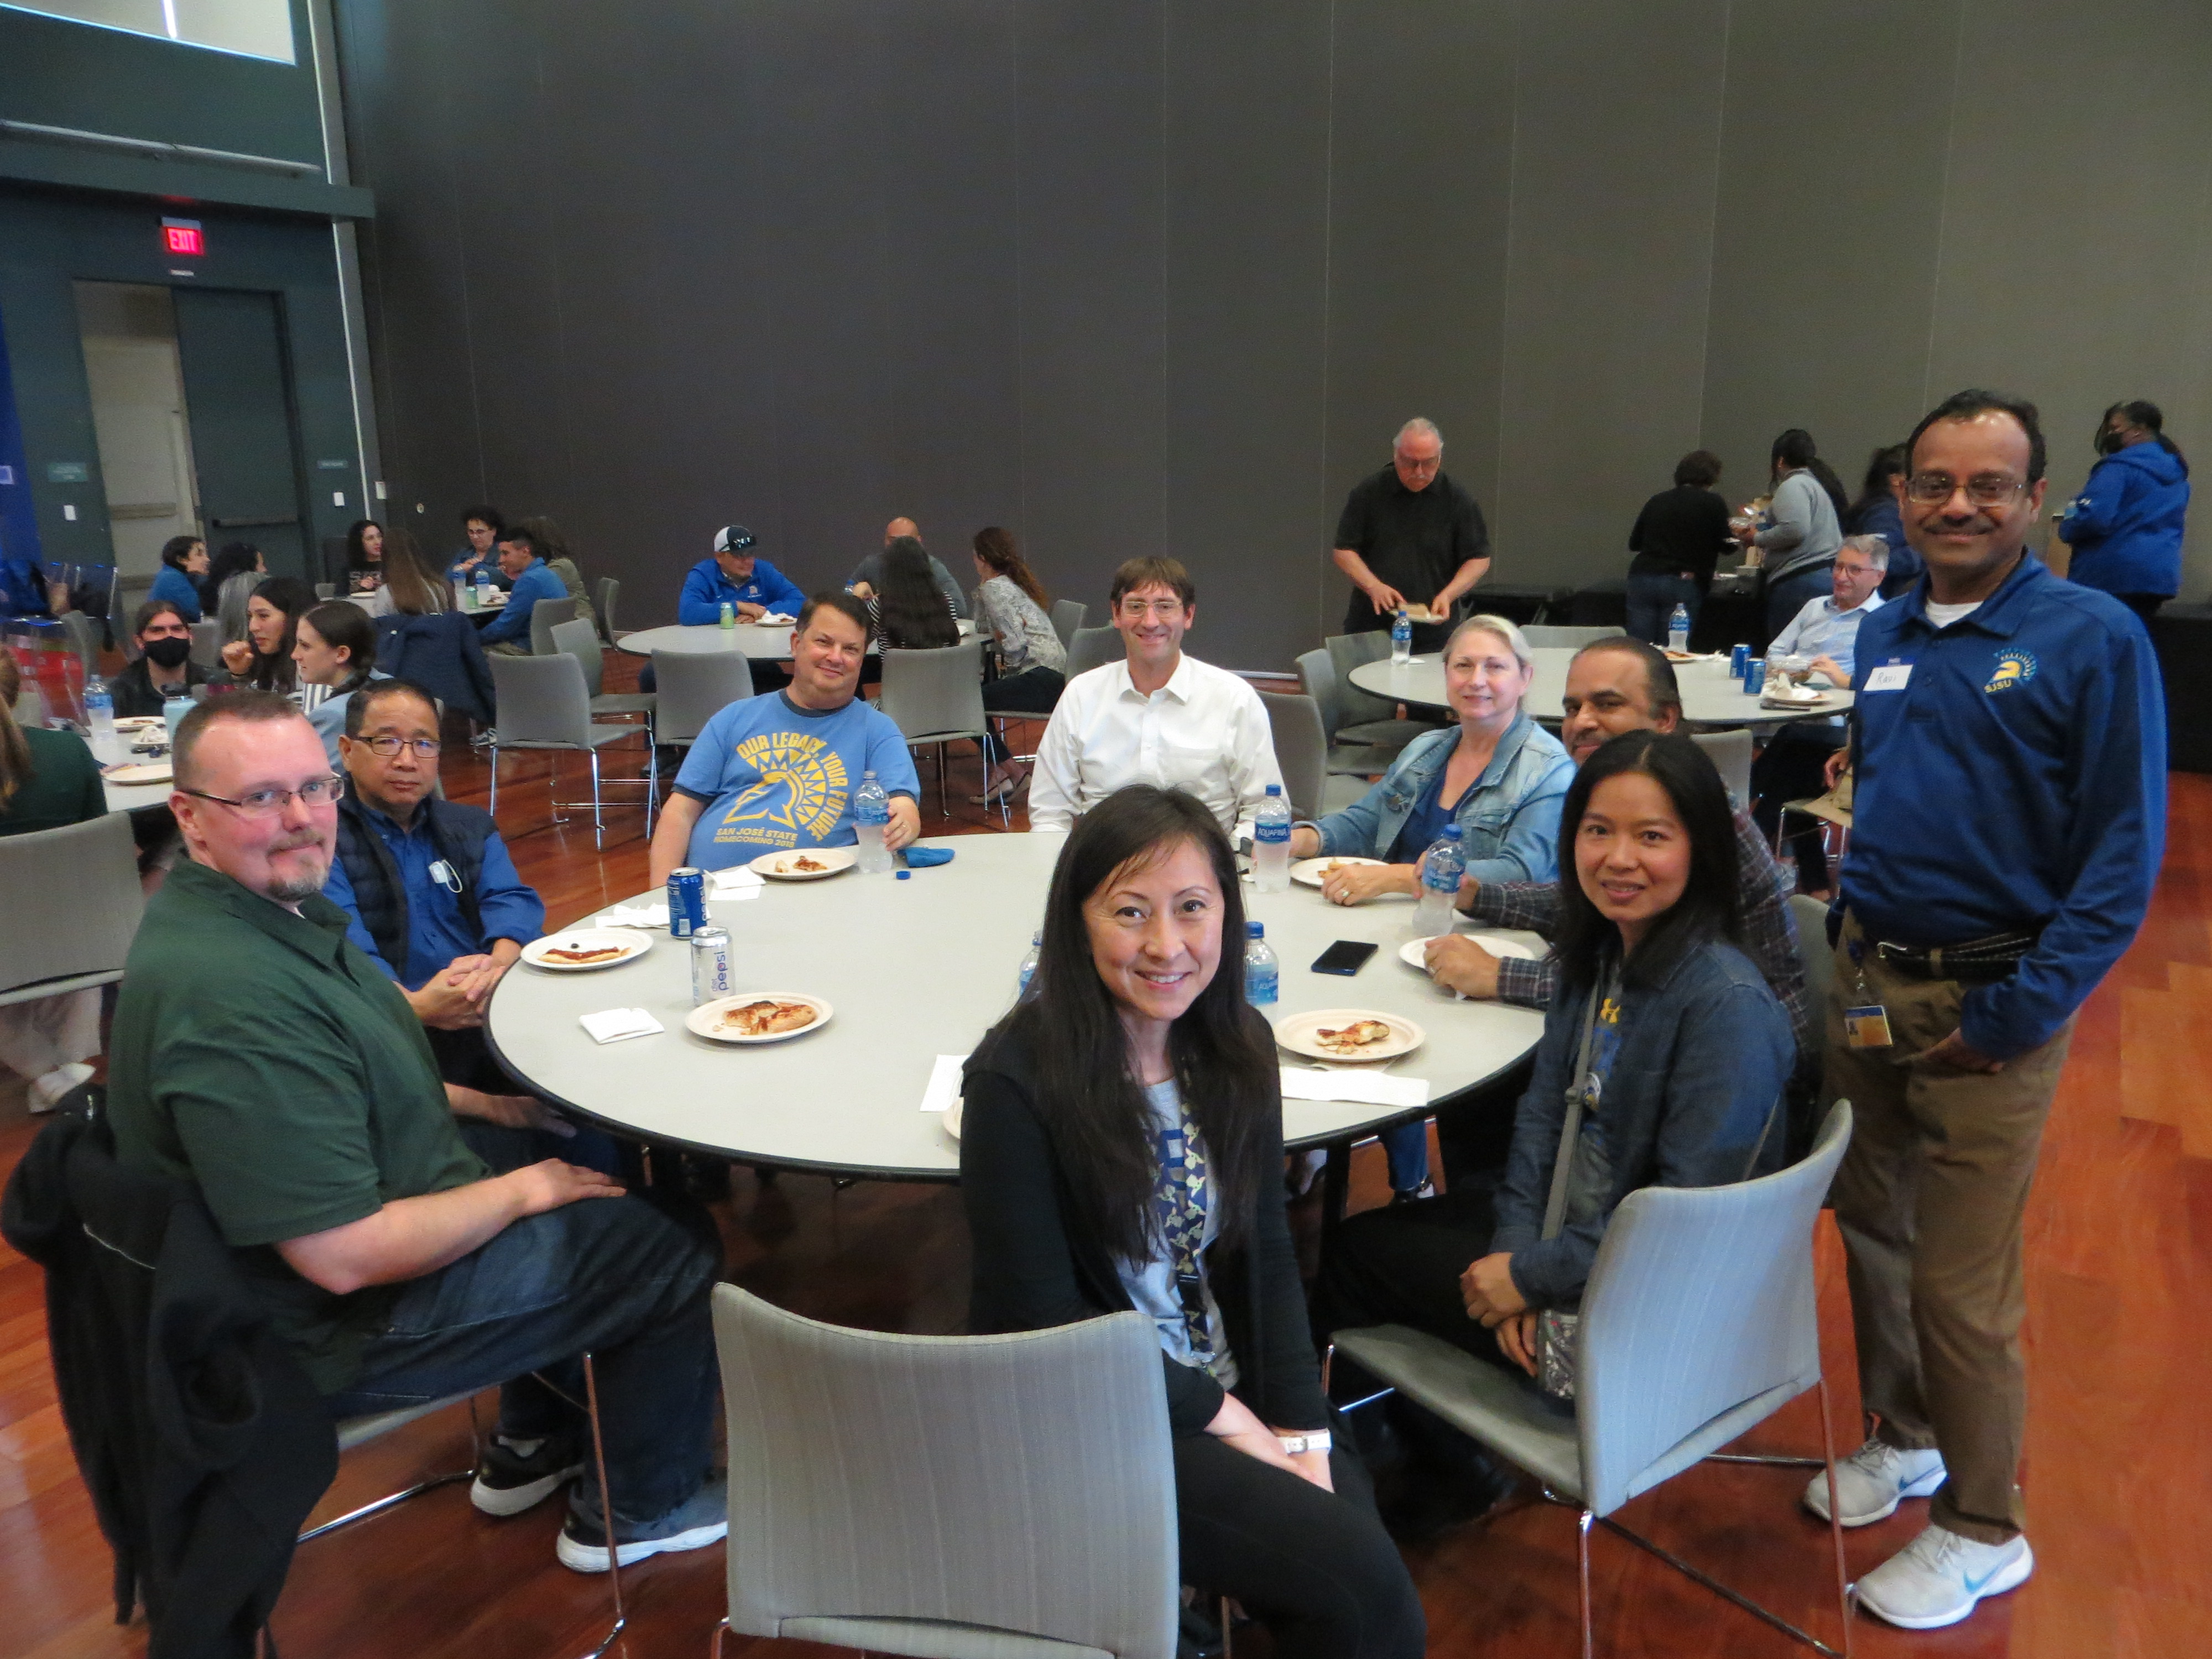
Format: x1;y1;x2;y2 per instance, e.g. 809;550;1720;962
106;692;726;1573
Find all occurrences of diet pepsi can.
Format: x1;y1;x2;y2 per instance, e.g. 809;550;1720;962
667;867;708;937
1730;643;1750;679
1743;656;1765;694
690;928;733;1006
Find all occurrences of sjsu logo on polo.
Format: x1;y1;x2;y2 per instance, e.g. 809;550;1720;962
1983;650;2037;695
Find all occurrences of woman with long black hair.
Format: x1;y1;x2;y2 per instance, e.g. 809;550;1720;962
1750;428;1849;638
962;786;1423;1659
865;534;962;652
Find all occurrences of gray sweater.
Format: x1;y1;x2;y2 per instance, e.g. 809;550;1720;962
1754;469;1843;582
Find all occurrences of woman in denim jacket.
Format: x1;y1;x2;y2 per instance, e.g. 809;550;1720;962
1287;614;1573;1196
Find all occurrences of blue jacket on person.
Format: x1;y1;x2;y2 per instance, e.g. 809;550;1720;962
676;557;806;626
148;564;204;622
0;556;54;619
1490;935;1794;1308
2058;439;2190;599
1306;710;1574;885
477;556;565;645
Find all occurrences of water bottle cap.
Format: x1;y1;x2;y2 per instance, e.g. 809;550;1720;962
863;769;878;780
1264;783;1280;796
1032;929;1043;944
1442;823;1462;839
1246;921;1264;938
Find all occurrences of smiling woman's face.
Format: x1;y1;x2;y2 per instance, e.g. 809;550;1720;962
1082;837;1223;1034
1573;769;1691;952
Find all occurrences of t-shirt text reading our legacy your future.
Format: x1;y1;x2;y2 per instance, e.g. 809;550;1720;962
672;691;920;868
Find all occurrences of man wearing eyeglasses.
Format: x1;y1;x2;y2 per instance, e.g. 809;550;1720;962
1808;391;2164;1630
320;679;546;1087
105;692;728;1572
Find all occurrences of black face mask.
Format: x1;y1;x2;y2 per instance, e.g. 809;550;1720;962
143;636;193;670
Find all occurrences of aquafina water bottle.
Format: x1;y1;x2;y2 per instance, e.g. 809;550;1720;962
1253;783;1292;893
1667;603;1691;654
1411;821;1465;940
1016;928;1043;1000
84;674;119;764
1391;608;1414;665
1244;921;1280;1007
854;769;893;872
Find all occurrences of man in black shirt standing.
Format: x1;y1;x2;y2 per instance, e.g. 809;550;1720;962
1624;448;1736;644
1331;418;1492;650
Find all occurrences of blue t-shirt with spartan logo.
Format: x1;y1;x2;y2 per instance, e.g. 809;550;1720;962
672;691;922;869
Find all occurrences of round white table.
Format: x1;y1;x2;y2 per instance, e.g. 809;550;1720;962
483;831;1545;1180
104;775;173;815
617;620;978;662
1348;646;1853;729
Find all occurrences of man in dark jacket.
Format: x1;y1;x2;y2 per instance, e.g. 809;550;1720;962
319;679;544;1088
110;599;211;717
2055;399;2190;619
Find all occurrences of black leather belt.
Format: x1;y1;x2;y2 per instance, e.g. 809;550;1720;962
1871;929;2039;982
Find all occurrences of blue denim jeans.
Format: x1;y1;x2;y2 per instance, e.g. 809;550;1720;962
324;1124;723;1525
1380;1119;1429;1194
1625;571;1702;646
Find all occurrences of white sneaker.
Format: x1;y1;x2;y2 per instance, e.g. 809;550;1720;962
29;1062;95;1113
1857;1524;2032;1629
1802;1437;1946;1526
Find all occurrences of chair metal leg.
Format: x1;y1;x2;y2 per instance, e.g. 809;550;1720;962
710;1618;731;1658
1816;1369;1857;1657
590;750;605;847
298;1395;482;1543
573;1350;629;1659
1578;1507;1594;1659
488;743;499;816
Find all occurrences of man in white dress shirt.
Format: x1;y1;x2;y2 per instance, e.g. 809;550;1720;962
1028;557;1282;834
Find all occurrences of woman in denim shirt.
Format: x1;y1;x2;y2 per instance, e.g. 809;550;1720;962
1287;614;1573;1196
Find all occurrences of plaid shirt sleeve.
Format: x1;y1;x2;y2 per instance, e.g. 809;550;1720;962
1465;880;1561;1008
1733;807;1815;1062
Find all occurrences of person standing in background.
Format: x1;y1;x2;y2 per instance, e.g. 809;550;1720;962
1624;450;1734;645
2054;400;2189;622
1846;445;1922;597
1748;429;1849;639
1331;418;1492;653
149;535;207;623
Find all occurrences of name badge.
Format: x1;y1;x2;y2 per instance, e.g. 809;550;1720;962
1863;663;1912;692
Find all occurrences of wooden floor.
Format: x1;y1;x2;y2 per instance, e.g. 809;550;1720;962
3;653;2207;1658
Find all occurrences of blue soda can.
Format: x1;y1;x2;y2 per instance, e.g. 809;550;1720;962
667;867;708;937
1743;656;1765;693
690;928;732;1005
1730;643;1749;678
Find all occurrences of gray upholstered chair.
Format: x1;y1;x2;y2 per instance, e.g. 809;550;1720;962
1322;633;1446;750
1259;689;1361;820
1689;727;1754;806
878;641;997;822
486;651;656;846
709;1286;1178;1659
1293;648;1404;778
187;618;223;670
595;576;621;645
1788;893;1834;1014
550;617;657;729
528;594;581;656
0;814;143;1009
1332;1102;1857;1658
648;650;757;749
1048;598;1087;653
1520;624;1627;649
1063;624;1122;680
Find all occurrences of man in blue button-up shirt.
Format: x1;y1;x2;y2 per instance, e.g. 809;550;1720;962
478;528;568;654
1811;391;2164;1632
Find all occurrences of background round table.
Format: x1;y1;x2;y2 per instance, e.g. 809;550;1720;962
616;619;978;662
103;775;173;814
1348;646;1854;729
484;831;1545;1180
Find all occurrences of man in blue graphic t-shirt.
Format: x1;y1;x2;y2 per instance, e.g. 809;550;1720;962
647;591;922;880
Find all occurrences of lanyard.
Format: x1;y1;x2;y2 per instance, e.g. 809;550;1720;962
1153;1109;1217;1366
1541;971;1612;1241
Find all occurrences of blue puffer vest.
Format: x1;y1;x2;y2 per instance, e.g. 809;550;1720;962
333;793;494;975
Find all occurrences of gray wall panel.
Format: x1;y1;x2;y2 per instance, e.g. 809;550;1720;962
1321;0;1515;631
1494;0;1730;590
1700;0;1957;518
1163;0;1332;670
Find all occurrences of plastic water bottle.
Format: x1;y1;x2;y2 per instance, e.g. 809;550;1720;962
1016;929;1043;1000
1253;783;1292;893
1244;921;1280;1008
719;599;735;632
474;567;493;609
161;692;195;750
1667;603;1691;654
1391;609;1413;665
83;675;119;764
1411;822;1465;940
854;770;893;873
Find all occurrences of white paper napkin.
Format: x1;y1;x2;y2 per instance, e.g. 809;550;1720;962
1279;1067;1430;1109
920;1053;968;1113
580;1008;664;1044
711;867;766;901
599;902;670;928
757;612;796;625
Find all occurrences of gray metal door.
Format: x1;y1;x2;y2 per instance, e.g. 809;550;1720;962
172;289;309;580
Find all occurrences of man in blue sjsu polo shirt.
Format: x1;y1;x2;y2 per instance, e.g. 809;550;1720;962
1808;391;2163;1631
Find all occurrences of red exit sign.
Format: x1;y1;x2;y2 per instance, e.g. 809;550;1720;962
161;217;205;257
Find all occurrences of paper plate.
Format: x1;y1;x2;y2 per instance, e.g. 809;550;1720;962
1273;1008;1426;1064
1397;931;1542;972
686;992;834;1045
940;1095;964;1141
1290;855;1385;889
521;928;652;971
749;847;858;881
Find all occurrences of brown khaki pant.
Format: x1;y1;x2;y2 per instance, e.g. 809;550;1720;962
1823;915;2073;1545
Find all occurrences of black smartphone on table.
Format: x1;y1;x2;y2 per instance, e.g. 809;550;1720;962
1311;940;1379;976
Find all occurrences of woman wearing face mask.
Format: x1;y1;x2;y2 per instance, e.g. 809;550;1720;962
111;599;211;716
291;601;385;768
962;786;1425;1659
210;576;316;696
1314;731;1793;1392
2054;400;2192;622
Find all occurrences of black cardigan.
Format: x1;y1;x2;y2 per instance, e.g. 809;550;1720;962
960;1025;1327;1438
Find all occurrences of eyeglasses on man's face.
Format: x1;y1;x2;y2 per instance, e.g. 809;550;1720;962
181;775;346;817
360;735;441;759
1903;472;2030;508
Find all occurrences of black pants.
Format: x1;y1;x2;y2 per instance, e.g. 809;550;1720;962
1175;1426;1424;1659
1750;724;1845;890
1312;1188;1515;1367
980;664;1065;765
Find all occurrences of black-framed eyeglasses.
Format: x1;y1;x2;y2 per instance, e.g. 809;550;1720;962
1903;472;2030;508
361;735;441;759
181;775;346;817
